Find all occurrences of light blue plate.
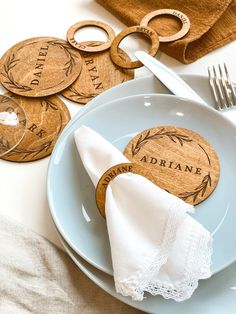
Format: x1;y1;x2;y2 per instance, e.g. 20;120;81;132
47;92;236;276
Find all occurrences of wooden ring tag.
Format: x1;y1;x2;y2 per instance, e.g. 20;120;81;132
96;163;156;218
124;126;220;206
110;25;159;69
67;20;116;52
140;9;190;42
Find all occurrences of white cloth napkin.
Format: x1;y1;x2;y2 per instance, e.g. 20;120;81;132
74;125;212;302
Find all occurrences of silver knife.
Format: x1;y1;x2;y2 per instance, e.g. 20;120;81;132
135;51;207;106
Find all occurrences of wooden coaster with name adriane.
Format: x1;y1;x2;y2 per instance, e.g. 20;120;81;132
124;126;220;205
1;93;71;162
96;163;156;218
0;37;82;97
62;41;134;104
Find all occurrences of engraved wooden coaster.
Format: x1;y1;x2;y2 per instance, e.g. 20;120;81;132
124;126;220;205
110;25;159;69
67;20;116;52
96;163;156;218
1;93;71;162
62;41;134;104
0;37;82;97
140;9;190;42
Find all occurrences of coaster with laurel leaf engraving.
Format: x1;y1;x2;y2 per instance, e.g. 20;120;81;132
123;126;220;205
61;41;134;104
1;93;70;162
0;37;82;97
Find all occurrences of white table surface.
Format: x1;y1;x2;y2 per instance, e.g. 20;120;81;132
0;0;236;249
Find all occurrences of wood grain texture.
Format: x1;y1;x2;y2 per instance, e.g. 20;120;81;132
140;9;190;42
124;126;220;205
96;163;156;218
0;37;82;97
67;20;116;52
61;42;134;104
1;93;70;162
110;25;159;69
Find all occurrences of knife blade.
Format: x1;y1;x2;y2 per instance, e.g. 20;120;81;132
135;51;207;105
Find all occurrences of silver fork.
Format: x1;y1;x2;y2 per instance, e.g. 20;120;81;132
208;63;236;110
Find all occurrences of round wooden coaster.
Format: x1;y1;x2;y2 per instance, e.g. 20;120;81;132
61;41;134;104
96;163;156;218
123;126;220;205
1;93;71;162
0;37;82;97
110;25;159;69
67;20;116;52
140;9;190;43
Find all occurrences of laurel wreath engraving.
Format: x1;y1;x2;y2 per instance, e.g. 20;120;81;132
131;128;193;156
57;113;64;135
47;40;78;76
178;173;212;202
0;95;12;104
67;87;98;101
0;136;53;159
1;40;79;92
130;128;214;203
0;136;10;153
1;54;33;92
40;99;59;111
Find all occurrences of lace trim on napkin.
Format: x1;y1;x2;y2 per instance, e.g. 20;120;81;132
115;208;212;302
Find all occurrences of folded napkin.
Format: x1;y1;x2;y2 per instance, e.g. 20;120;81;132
96;0;236;63
74;126;212;302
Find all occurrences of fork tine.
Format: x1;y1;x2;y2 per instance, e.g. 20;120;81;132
218;64;233;108
208;63;236;111
213;65;226;109
224;63;236;107
208;67;221;110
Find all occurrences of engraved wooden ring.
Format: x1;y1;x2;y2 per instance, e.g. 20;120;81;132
95;162;156;218
140;9;190;42
67;20;116;52
110;25;159;69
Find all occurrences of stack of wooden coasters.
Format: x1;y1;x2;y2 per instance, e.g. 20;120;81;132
0;23;135;162
0;37;77;162
0;10;190;162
